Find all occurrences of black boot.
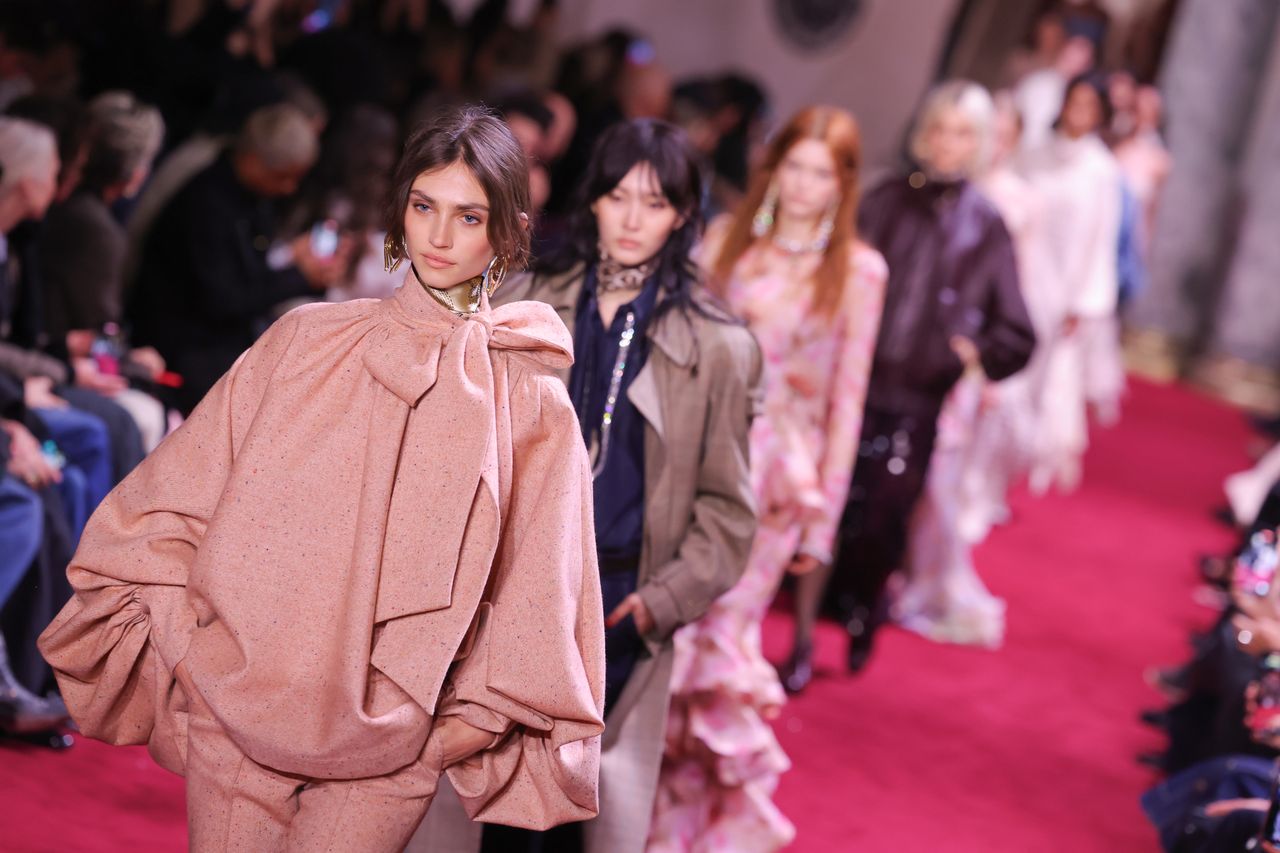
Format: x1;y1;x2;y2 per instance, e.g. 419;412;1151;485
777;640;814;695
0;633;69;734
846;604;883;673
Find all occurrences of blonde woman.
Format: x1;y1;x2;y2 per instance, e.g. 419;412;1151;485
811;81;1036;677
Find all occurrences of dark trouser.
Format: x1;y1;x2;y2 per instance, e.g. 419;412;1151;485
828;405;940;625
0;477;42;609
481;555;643;853
33;406;113;542
1;482;73;693
599;557;644;716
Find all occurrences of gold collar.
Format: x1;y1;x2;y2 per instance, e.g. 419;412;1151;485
413;264;484;316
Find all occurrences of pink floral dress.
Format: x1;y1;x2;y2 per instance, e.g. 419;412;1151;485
648;242;886;852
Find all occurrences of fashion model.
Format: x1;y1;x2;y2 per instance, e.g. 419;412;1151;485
421;117;761;853
40;105;606;851
652;105;885;853
803;81;1036;679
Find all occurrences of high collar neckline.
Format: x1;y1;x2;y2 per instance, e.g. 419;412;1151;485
388;269;485;329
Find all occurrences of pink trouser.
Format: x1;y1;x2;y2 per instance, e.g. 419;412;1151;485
184;691;443;852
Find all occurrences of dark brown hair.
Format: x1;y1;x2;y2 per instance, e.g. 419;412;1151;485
384;104;531;270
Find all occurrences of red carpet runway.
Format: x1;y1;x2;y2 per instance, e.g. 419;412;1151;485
0;379;1250;851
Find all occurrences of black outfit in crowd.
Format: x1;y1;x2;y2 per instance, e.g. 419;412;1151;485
1135;486;1280;851
128;153;312;413
39;189;129;344
830;173;1037;662
1151;485;1280;776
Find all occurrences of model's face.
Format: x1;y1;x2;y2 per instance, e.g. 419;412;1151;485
923;106;978;178
591;162;682;267
1060;84;1103;139
1035;17;1066;55
1108;72;1136;113
775;138;839;223
404;160;495;288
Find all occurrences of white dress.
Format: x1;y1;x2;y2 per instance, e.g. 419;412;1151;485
1018;133;1125;494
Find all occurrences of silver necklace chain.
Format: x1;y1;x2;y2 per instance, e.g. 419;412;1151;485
590;309;637;479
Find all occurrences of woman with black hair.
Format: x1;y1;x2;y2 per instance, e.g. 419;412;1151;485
423;117;760;853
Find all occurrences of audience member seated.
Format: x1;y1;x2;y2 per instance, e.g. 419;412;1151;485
127;103;345;413
39;91;170;450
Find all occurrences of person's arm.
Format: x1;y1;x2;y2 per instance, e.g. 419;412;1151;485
437;364;605;830
972;219;1037;383
0;342;69;384
38;311;300;771
798;252;886;565
635;325;762;641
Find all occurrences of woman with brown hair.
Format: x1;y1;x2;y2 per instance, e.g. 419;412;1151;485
38;105;605;850
648;106;886;852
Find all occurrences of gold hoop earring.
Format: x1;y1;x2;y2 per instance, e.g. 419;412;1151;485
751;179;779;239
384;233;405;273
483;254;508;295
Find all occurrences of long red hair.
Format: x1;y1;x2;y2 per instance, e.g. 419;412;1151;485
711;105;861;318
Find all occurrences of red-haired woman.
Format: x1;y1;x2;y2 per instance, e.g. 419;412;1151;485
649;106;887;852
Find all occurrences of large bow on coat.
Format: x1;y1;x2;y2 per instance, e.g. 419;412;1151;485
361;287;574;712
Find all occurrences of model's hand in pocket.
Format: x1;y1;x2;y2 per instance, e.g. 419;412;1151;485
429;716;495;768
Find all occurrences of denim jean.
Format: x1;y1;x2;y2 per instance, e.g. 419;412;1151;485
0;475;42;609
34;405;113;541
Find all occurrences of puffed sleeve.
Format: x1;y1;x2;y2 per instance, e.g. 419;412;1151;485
436;367;606;830
37;312;300;773
799;250;887;564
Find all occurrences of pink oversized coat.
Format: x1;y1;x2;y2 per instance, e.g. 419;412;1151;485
38;278;606;830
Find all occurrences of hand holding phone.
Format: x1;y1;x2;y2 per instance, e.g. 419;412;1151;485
310;219;341;260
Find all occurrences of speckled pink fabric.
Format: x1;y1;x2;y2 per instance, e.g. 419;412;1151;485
39;277;605;832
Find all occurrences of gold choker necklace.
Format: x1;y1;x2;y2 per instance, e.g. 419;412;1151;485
414;265;483;316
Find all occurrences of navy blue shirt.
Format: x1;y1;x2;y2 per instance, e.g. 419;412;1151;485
568;267;660;561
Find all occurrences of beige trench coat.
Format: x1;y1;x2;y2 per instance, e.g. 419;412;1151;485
415;265;761;853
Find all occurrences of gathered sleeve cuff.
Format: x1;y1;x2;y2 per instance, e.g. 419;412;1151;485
38;312;300;772
441;369;605;830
